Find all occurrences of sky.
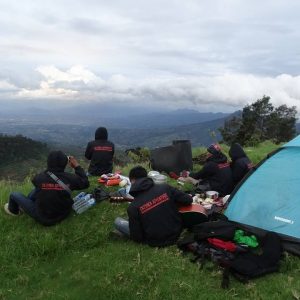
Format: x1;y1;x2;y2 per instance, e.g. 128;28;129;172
1;0;300;113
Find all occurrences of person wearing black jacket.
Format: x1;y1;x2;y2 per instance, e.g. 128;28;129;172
179;144;234;196
85;127;115;176
229;143;253;186
113;166;193;247
4;151;89;226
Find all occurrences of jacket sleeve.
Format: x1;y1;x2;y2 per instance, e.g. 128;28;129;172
127;205;144;242
190;162;215;180
232;161;248;183
112;143;115;156
169;186;192;206
85;142;93;160
69;166;90;190
31;174;38;187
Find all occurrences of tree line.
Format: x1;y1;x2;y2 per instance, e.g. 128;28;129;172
0;134;48;166
219;96;297;146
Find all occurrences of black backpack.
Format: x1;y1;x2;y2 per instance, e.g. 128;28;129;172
193;219;237;241
178;229;282;288
228;232;282;281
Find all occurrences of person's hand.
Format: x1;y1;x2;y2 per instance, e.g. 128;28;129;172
178;176;189;183
178;176;199;185
68;156;79;168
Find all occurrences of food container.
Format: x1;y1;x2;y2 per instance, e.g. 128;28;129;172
205;191;219;200
148;171;160;178
152;174;167;184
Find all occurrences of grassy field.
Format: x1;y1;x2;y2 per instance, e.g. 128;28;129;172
0;142;300;300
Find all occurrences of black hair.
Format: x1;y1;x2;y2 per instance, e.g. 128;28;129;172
129;166;147;180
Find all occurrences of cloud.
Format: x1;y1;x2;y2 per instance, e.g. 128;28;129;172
0;80;19;96
0;1;300;113
13;65;300;113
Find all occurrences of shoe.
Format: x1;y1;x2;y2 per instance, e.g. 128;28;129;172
4;203;20;216
108;230;127;240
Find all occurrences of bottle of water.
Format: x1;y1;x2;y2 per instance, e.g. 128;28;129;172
73;193;96;214
73;192;86;202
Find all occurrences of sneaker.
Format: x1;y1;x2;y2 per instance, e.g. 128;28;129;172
4;203;20;216
108;229;127;240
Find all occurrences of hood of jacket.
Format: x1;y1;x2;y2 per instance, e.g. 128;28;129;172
95;127;108;140
47;151;68;172
130;177;154;196
229;143;247;161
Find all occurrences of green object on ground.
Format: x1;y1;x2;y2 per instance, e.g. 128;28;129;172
234;229;259;248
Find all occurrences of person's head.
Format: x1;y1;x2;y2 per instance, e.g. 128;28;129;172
129;166;147;183
229;143;246;160
47;150;68;172
95;127;108;140
207;143;222;157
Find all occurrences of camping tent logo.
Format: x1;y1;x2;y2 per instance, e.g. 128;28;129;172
274;216;294;225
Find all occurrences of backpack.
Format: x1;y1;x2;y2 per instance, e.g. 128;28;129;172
193;220;237;241
178;229;282;288
228;232;282;281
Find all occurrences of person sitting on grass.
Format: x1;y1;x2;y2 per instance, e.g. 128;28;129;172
178;144;233;196
4;151;89;226
229;143;253;186
85;127;115;176
113;166;193;247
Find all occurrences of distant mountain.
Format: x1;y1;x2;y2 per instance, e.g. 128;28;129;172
0;101;230;128
0;111;236;149
107;110;229;129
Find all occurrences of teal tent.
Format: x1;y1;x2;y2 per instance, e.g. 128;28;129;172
225;135;300;255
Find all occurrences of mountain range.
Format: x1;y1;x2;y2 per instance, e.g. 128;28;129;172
0;102;233;149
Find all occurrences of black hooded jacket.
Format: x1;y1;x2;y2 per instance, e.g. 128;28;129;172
85;127;115;176
190;152;233;196
229;143;253;185
32;151;89;225
127;177;192;247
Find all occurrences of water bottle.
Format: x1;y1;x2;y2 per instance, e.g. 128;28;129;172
73;194;96;214
73;192;86;202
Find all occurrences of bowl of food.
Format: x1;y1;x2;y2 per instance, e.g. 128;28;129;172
152;174;167;184
148;170;160;179
205;191;219;200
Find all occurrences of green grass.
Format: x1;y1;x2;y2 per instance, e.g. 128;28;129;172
0;142;300;299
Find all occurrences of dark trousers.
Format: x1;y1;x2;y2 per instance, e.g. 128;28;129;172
8;189;38;219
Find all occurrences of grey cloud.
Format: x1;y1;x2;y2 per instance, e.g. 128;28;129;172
1;0;300;111
67;18;111;35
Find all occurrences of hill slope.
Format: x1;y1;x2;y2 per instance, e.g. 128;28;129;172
0;142;299;299
0;135;48;181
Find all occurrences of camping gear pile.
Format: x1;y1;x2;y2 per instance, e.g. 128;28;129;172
178;217;282;288
98;173;122;186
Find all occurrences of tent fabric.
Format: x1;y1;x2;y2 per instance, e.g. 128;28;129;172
225;135;300;255
282;135;300;148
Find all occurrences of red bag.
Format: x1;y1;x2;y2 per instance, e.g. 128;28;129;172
207;238;237;252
